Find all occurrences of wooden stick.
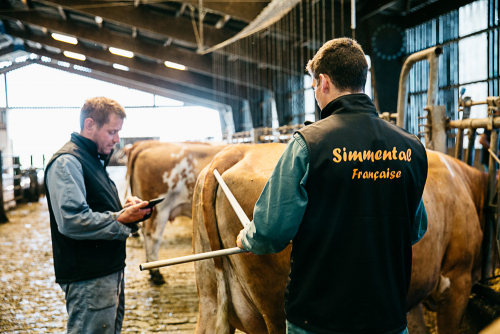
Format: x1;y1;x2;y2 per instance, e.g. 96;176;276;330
140;169;251;271
140;247;246;270
213;169;251;227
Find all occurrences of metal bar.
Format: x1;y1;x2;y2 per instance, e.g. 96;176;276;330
139;247;246;270
483;130;499;280
213;169;251;227
449;117;500;130
0;151;8;223
397;46;443;129
3;164;20;170
465;129;477;167
455;128;464;161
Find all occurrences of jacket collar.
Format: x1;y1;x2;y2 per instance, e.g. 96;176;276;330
320;93;378;120
70;133;113;167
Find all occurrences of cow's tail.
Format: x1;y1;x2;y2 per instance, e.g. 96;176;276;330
201;145;246;267
199;145;246;334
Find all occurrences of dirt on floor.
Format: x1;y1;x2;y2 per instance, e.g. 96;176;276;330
0;198;200;333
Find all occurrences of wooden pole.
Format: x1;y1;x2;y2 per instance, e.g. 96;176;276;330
140;247;246;270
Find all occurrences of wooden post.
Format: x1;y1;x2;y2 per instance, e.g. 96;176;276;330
0;151;8;223
455;128;464;161
464;128;476;167
483;129;499;281
13;156;21;203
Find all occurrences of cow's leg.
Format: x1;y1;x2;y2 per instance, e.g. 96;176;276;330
143;205;171;285
435;273;471;334
407;304;429;334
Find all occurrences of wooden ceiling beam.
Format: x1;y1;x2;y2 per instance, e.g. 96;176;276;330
23;45;240;109
34;0;237;48
175;0;268;23
0;10;279;88
3;23;219;90
403;0;475;28
0;10;214;75
358;0;400;21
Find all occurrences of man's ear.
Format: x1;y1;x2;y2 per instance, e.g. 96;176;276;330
83;118;95;133
319;73;329;93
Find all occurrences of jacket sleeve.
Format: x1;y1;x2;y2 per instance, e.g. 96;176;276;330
46;154;131;241
241;133;309;255
411;198;427;245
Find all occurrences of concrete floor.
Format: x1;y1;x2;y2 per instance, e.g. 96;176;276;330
0;166;200;333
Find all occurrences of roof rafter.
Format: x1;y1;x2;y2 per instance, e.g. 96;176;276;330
34;0;237;48
23;45;240;109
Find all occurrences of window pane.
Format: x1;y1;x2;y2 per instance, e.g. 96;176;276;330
459;0;488;37
6;64;155;108
0;74;5;108
459;33;487;84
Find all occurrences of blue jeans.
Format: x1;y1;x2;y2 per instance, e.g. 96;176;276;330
59;270;125;334
286;321;409;334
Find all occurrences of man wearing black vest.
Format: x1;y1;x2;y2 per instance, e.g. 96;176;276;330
45;97;152;333
237;38;428;334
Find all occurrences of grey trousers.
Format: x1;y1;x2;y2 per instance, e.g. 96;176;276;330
286;321;409;334
59;270;125;334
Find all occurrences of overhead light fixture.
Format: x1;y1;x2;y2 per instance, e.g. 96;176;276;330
109;47;134;58
113;63;129;71
63;51;86;61
164;61;186;71
51;33;78;45
15;56;27;63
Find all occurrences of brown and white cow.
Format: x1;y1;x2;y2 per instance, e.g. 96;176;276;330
193;144;487;334
126;141;226;284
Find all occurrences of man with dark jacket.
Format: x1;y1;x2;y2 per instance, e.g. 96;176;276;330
45;97;151;333
237;38;428;334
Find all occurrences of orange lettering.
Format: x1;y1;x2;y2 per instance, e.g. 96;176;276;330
352;169;359;179
407;149;412;162
363;150;374;162
333;148;342;163
383;151;392;160
349;151;363;162
396;171;401;178
398;151;407;161
375;150;382;160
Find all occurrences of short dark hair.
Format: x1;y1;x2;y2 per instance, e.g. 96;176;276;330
306;38;368;92
80;97;126;130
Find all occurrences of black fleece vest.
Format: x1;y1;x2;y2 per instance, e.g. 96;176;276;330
286;94;428;334
45;133;125;284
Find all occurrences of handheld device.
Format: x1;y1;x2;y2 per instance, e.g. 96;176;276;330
144;197;165;209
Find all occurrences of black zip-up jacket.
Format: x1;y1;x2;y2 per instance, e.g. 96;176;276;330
286;94;428;334
45;133;125;284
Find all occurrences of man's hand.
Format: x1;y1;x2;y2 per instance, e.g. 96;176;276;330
117;201;151;224
124;196;142;208
236;229;252;254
